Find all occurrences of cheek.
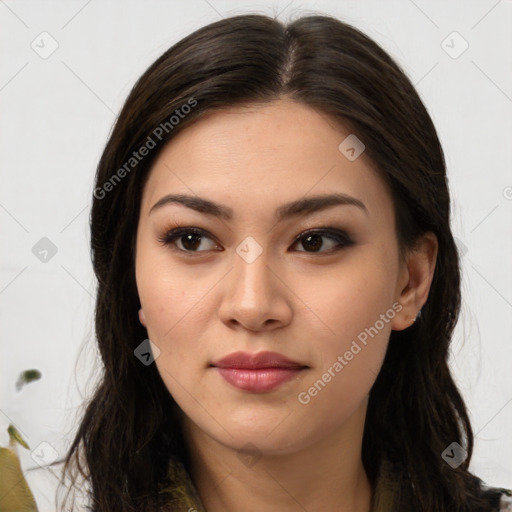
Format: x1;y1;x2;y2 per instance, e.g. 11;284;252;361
136;242;206;339
297;294;392;404
135;248;215;400
294;295;393;441
292;251;398;347
138;271;211;409
138;272;209;372
292;250;397;409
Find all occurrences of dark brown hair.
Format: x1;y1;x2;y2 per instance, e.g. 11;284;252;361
59;13;502;511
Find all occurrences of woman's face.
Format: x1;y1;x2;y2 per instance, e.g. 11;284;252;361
135;98;411;455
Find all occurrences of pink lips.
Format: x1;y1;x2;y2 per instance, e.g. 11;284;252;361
211;351;308;393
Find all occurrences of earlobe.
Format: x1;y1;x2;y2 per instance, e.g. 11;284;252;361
138;308;146;327
391;232;438;331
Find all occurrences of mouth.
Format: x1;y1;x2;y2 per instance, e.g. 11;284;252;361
210;351;309;393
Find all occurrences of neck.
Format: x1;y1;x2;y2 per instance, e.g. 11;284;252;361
182;400;372;512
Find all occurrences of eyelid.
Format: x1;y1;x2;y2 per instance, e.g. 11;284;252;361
157;226;220;252
291;227;354;249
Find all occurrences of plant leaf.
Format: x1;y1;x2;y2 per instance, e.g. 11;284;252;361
7;425;29;451
15;370;42;392
0;446;38;511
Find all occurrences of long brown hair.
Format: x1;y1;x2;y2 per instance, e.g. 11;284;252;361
59;13;502;511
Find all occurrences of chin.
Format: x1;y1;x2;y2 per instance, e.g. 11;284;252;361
214;423;313;456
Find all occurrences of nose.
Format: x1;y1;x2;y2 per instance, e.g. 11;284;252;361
217;248;293;332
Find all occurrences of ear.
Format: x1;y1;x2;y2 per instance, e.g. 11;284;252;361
391;232;438;331
138;308;147;327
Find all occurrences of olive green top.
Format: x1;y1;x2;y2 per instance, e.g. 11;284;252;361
160;455;512;511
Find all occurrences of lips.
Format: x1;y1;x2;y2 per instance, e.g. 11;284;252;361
211;351;308;392
211;350;305;369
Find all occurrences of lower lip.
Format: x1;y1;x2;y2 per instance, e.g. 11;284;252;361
214;367;305;392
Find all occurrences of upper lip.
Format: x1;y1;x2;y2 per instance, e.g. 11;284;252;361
211;351;307;369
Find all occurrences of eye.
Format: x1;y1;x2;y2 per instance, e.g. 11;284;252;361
158;227;219;253
158;226;354;255
291;228;354;253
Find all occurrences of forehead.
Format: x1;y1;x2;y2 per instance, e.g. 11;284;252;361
141;99;394;224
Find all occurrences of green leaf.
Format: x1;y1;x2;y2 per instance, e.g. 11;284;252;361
7;425;29;451
0;446;38;511
15;370;42;392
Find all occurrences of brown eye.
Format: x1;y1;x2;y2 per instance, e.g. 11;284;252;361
158;227;219;252
179;232;203;251
292;228;354;253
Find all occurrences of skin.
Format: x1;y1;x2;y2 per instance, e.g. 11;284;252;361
135;98;438;512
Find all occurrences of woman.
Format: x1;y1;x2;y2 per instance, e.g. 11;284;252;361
60;13;511;511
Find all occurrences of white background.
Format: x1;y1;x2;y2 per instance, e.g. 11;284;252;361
1;0;511;509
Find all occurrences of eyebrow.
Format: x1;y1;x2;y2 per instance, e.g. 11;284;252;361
149;192;368;221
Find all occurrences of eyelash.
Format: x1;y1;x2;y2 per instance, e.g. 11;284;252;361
157;226;354;256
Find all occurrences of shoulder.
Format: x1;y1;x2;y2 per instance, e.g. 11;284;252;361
481;484;512;511
498;489;512;511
